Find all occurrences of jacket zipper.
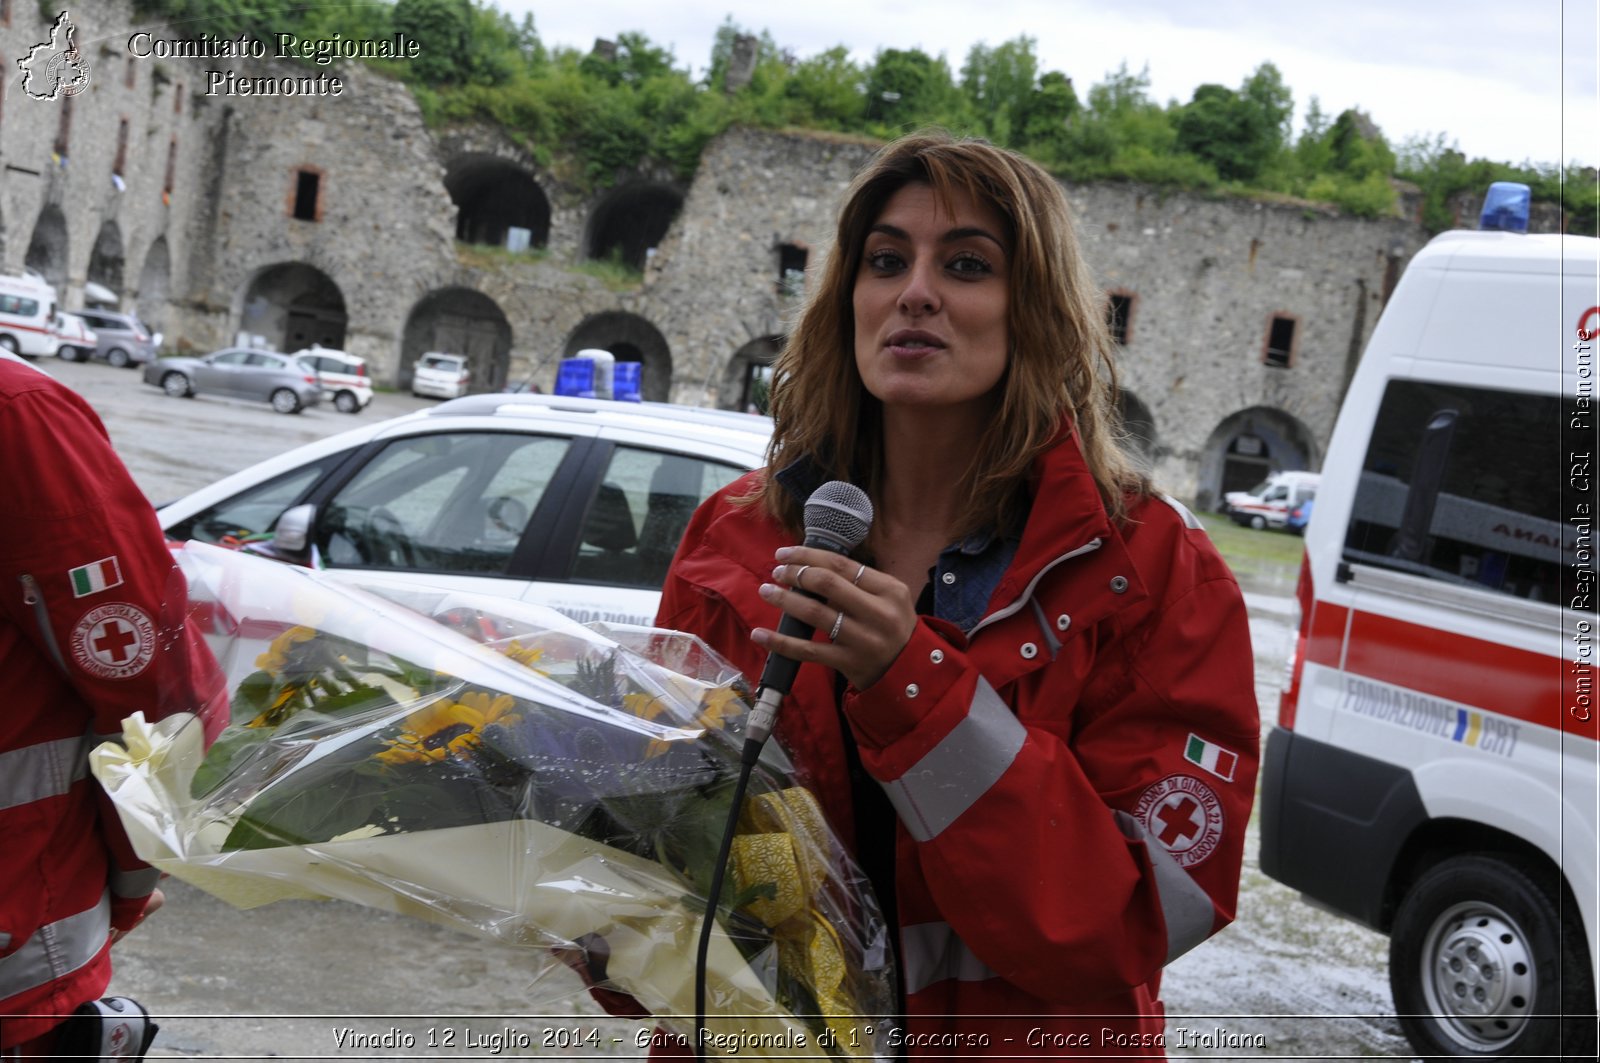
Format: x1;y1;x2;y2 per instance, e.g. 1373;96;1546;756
967;537;1104;639
21;573;70;674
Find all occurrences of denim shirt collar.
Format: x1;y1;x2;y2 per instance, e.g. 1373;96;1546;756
774;457;1020;634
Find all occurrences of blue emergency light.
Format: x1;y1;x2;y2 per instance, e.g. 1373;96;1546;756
1478;182;1530;233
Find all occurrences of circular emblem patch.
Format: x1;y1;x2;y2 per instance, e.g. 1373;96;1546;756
1134;774;1225;868
71;603;155;680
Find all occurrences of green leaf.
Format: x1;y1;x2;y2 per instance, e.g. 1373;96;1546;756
190;724;273;798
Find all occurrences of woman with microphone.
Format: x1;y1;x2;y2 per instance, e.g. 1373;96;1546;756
656;130;1258;1055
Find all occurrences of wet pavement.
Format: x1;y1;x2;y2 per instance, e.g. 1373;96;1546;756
37;356;1411;1060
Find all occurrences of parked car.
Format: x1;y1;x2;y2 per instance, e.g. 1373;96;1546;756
143;347;323;414
71;308;158;368
411;351;471;399
293;346;373;413
52;311;98;361
157;394;774;625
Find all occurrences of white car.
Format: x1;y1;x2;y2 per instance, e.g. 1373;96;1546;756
411;351;471;399
158;394;773;626
293;346;374;413
53;311;99;361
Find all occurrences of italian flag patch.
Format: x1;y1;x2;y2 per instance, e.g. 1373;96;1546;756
69;556;124;598
1184;733;1238;781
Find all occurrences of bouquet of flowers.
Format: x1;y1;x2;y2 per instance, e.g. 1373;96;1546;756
91;544;895;1057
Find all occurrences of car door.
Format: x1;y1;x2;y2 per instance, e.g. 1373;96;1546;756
308;427;593;601
520;434;755;625
194;349;251;394
242;352;290;401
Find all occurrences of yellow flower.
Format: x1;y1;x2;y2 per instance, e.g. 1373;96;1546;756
376;691;519;767
501;640;548;673
254;625;318;674
696;685;745;731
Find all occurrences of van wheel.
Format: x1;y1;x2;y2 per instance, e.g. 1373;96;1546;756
1249;514;1267;530
334;390;360;414
58;346;82;362
107;347;131;369
1390;853;1595;1062
0;335;18;354
161;371;192;398
270;388;303;414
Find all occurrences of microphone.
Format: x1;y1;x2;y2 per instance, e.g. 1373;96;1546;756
744;481;873;758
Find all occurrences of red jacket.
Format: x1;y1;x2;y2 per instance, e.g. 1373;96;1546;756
0;362;224;1048
656;427;1258;1056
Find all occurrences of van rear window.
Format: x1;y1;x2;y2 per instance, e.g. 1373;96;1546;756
1343;380;1592;604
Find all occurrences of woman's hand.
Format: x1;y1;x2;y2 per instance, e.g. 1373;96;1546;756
754;546;918;691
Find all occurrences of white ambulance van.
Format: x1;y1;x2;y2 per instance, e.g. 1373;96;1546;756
1259;183;1598;1061
0;272;59;359
1224;469;1321;531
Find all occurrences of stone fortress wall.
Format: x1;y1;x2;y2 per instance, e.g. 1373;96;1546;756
2;2;1484;505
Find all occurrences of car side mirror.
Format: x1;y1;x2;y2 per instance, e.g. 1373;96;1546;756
272;503;317;554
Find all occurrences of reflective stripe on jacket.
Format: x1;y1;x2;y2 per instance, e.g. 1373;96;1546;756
656;425;1259;1056
0;362;226;1049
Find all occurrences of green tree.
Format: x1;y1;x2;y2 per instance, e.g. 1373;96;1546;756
865;48;967;132
1173;62;1290;182
392;0;474;84
781;46;868;129
1021;71;1080;153
960;36;1040;144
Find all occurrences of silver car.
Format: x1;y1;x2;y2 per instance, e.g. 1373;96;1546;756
71;309;158;368
143;347;323;414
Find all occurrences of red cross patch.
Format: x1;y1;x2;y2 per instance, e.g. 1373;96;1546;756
71;603;156;680
1134;774;1225;868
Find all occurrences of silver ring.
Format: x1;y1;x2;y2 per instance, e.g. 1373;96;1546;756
793;565;810;591
851;563;867;586
828;611;845;643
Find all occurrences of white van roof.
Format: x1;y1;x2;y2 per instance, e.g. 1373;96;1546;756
1410;231;1599;276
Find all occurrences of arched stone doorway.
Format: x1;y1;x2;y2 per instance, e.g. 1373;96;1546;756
236;262;348;352
721;336;782;413
87;220;125;299
562;312;672;402
444;154;551;251
584;183;683;270
1197;406;1319;512
400;288;512;392
137;238;171;333
24;206;68;290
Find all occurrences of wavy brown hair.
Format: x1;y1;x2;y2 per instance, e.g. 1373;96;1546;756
757;129;1149;537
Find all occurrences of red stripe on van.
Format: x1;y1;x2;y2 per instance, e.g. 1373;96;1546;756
1304;604;1598;741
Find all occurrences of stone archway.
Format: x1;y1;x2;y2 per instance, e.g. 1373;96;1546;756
1197;406;1319;512
444;154;551;251
87;220;125;299
562;312;673;402
137;237;171;333
24;205;69;290
721;336;783;413
400;287;512;392
1117;389;1158;468
584;183;683;270
236;262;347;352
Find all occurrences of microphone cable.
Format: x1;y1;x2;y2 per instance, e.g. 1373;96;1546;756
691;482;873;1061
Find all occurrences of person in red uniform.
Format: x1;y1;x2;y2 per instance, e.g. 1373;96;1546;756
649;132;1259;1056
0;359;225;1058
